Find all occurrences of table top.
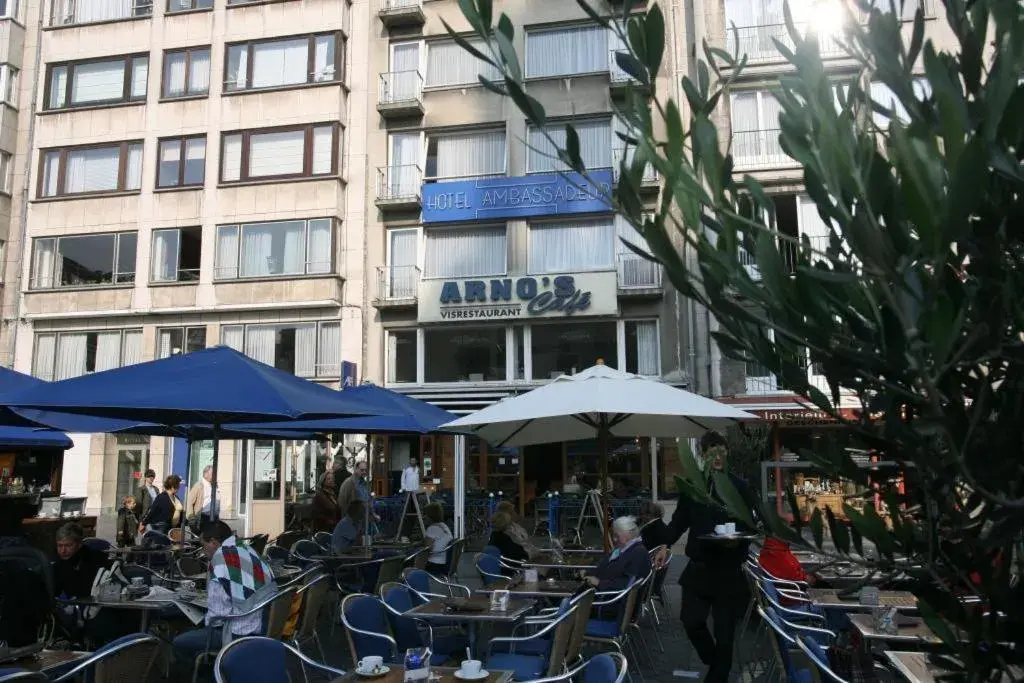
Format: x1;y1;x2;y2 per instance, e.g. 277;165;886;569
60;590;208;610
10;650;89;672
885;651;1024;683
478;579;584;598
809;588;918;610
332;666;513;683
849;613;941;644
527;552;603;569
408;595;535;623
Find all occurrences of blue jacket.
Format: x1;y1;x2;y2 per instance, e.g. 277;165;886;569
587;540;651;592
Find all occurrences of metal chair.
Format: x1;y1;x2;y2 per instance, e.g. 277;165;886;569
474;552;507;587
83;538;112;552
264;544;289;563
444;538;466;581
402;567;471;601
796;634;848;683
380;583;466;665
214;636;345;683
481;545;502;557
340;593;399;665
582;578;646;679
485;602;578;680
52;633;160;683
0;672;47;683
312;532;333;552
290;573;332;663
290;540;323;566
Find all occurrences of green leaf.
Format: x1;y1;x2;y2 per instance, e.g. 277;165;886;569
493;25;521;82
442;20;497;66
918;600;961;652
824;506;850;555
711;470;755;529
644;4;665;78
504;79;546;126
574;0;611;29
478;76;507;96
809;508;824;550
676;440;708;500
564;125;582;172
615;51;649;85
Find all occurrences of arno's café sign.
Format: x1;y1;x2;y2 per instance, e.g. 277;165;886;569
417;273;619;323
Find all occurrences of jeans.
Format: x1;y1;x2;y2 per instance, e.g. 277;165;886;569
172;626;223;664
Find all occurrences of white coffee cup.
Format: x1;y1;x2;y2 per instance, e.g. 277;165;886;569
725;522;736;534
358;655;383;672
714;524;728;535
460;660;483;677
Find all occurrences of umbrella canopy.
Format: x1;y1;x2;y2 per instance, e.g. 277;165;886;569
227;384;460;435
0;425;72;449
441;362;759;446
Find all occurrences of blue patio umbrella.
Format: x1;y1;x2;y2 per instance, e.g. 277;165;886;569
1;347;402;519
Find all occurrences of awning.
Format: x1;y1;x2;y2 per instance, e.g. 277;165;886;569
0;426;73;449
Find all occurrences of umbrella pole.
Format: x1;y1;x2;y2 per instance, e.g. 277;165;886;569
181;436;193;536
210;429;220;523
598;421;611;552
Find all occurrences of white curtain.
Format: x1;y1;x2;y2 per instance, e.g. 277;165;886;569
226;46;248;90
306;219;332;274
311;126;333;175
184;138;206;185
294;325;317;377
65;146;119;193
56;333;88;379
389;132;421;195
151;229;179;282
215;226;239;279
73;0;131;23
94;331;121;372
71;59;125;104
730;92;760;132
33;335;56;381
388;229;418;296
435;130;505;179
313;35;336;82
281;222;304;274
245;326;276;365
164;52;187;96
425;37;500;87
157;329;174;359
249;130;305;177
222;134;242;181
126;143;142;190
390;42;420;100
528;119;610;173
632;321;659;376
48;66;67;108
221;325;243;351
122;330;143;367
32;238;55;288
526;24;608;78
317;323;340;378
424;227;505;278
251;38;308;88
41;152;60;196
241;225;274;277
529;219;614;273
130;57;147;98
190;49;210;93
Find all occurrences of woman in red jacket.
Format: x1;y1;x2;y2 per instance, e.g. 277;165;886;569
758;537;812;584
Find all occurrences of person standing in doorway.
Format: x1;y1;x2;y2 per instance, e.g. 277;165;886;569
337;460;379;531
135;469;160;521
186;465;217;530
401;455;421;493
655;431;762;683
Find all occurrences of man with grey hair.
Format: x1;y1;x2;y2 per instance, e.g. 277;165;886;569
186;465;218;529
584;515;652;591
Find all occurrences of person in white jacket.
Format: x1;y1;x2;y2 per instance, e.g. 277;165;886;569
400;456;421;493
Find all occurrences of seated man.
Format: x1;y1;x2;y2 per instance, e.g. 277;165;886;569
53;523;128;646
332;499;366;554
586;516;652;592
172;521;277;666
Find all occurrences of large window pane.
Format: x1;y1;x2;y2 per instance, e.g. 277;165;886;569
425;130;505;180
249;130;305;177
529;219;614;273
624;320;659;376
425;37;500;88
424;226;505;278
531;322;616;379
40;142;142;197
526;25;608;78
58;234;116;286
241;221;305;276
424;327;506;382
220;124;336;182
387;330;417;383
66;147;120;193
71;59;127;104
528;119;611;173
252;38;308;89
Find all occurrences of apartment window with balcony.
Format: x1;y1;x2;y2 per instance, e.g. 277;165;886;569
1;65;18;106
49;0;152;28
215;218;333;280
425;326;507;382
423;226;506;279
0;151;11;194
162;47;210;98
624;319;659;376
525;23;608;79
31;232;137;289
225;33;342;92
384;228;418;298
730;89;786;168
386;330;417;383
532;321;616;380
157;326;206;357
39;141;143;198
527;118;612;173
33;328;143;380
167;0;211;12
424;129;505;181
45;55;148;110
383;41;422;103
424;37;500;88
528;218;614;274
151;227;201;282
221;321;340;378
221;123;339;183
157;136;205;189
615;214;660;288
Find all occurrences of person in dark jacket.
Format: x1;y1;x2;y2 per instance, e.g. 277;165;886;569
138;475;183;534
487;511;528;574
586;516;652;591
53;523;110;599
654;431;762;683
116;496;139;548
639;500;670;550
311;469;342;533
135;469;160;522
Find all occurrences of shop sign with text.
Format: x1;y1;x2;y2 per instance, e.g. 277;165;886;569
417;272;619;323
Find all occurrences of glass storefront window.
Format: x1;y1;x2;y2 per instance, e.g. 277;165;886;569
387;330;417;383
284;440;328;500
253;440;282;500
424;326;507;382
188;440;215;487
531;321;616;380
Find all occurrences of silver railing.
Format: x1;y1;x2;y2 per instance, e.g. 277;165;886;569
376;165;422;201
616;253;662;289
379;70;424;105
376;265;420;301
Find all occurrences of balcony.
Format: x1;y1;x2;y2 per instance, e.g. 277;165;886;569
726;23;847;64
616;253;662;296
375;165;422;210
49;0;152;26
378;71;424;119
613;149;659;190
373;265;420;308
378;0;424;29
740;234;830;280
731;129;795;171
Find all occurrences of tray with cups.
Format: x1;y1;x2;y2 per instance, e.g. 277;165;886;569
701;523;757;541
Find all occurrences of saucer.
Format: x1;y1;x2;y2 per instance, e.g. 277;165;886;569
355;665;390;677
454;670;489;680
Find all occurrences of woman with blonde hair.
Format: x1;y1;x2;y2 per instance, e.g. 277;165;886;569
423;502;453;576
487;511;529;572
496;500;540;559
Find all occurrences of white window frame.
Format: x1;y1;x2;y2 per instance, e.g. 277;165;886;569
385;328;422;385
214;217;334;280
150;226;202;283
524;23;611;79
0;150;11;194
156;325;207;358
32;328;143;381
31;232;137;289
0;0;18;19
219;320;341;378
617;318;661;377
0;64;18;106
422;224;508;280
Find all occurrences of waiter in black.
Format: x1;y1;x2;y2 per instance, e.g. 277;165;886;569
655;431;761;683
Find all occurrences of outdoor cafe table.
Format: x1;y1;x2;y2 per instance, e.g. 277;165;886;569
406;595;536;655
848;613;942;648
332;666;513;683
885;651;1024;683
808;588;919;611
477;579;585;599
9;650;89;674
58;589;208;632
526;551;604;572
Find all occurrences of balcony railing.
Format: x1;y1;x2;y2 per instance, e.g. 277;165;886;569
376;265;420;302
609;49;636;84
613;149;659;184
380;0;421;10
379;70;423;106
741;234;831;280
49;0;152;26
727;23;847;63
376;164;422;202
731;129;792;170
617;253;662;290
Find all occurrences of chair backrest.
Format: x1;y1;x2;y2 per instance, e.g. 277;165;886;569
290;539;322;564
402;568;432;596
273;531;305;551
796;635;848;683
293;574;331;643
446;538;465;576
759;606;804;681
381;584;426;651
615;578;644;635
0;671;48;683
565;588;596;666
373;555;407;593
341;594;398;665
312;532;333;551
177;555;206;578
83;538;112;551
475;553;505;587
481;545;501;557
264;545;289;563
215;635;288;683
544;601;579;677
51;633;160;683
264;586;300;639
167;527;184;544
584;653;628;683
247;534;270;556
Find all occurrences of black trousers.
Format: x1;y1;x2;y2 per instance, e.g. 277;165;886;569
679;562;746;683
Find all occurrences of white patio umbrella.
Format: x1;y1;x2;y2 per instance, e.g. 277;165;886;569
441;361;760;546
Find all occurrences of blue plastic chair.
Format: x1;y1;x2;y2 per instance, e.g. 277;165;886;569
340;593;399;664
758;607;814;683
83;538;112;552
214;636;345;683
403;568;470;602
515;652;627;683
0;670;47;683
381;584;467;665
264;545;289;563
481;545;502;557
475;553;506;587
51;633;161;683
796;634;850;683
290;540;323;566
485;600;578;680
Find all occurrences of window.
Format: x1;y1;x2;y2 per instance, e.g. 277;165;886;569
215;218;333;279
386;330;417;383
730;90;786;167
151;227;202;282
424;129;505;181
225;33;342;92
0;0;17;18
157;136;206;188
167;0;211;12
220;123;339;182
0;151;11;194
32;329;143;381
531;322;616;380
424;226;506;279
528;219;614;274
624;320;659;376
869;78;931;126
49;0;152;26
31;232;136;289
385;229;419;298
527;118;611;173
157;326;206;357
868;0;926;20
526;24;609;78
425;37;500;88
220;321;340;378
162;47;210;98
425;326;507;382
1;65;18;105
45;55;148;110
39;141;143;197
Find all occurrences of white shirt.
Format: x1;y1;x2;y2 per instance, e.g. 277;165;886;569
205;579;263;635
201;479;212;513
401;466;420;493
425;522;453;565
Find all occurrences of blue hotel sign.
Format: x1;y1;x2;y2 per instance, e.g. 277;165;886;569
421;170;613;223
